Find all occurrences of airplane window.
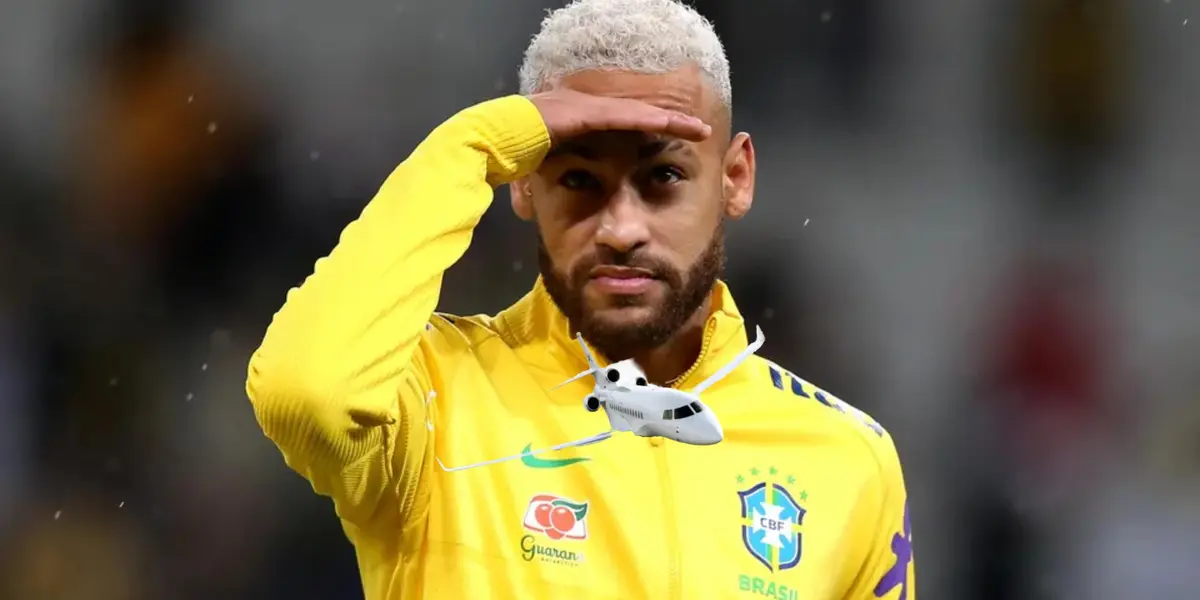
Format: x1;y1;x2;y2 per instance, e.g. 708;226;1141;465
662;410;673;420
636;377;647;386
690;402;704;413
607;369;620;383
674;404;695;419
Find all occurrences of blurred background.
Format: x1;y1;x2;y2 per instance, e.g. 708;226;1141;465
1;0;1198;598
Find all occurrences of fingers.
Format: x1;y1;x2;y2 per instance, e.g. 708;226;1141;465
534;90;714;143
602;109;711;141
663;113;712;141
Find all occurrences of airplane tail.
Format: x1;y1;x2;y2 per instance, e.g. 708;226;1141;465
575;333;602;371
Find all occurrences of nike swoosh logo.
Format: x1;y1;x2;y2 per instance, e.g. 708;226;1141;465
519;444;590;469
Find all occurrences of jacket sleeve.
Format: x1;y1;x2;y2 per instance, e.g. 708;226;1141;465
246;95;550;526
843;431;916;600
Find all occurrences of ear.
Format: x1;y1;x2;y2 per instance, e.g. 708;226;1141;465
510;177;535;221
722;132;755;220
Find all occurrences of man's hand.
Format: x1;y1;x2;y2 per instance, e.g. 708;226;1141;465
530;89;712;144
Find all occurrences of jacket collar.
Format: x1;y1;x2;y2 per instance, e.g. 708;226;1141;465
495;277;752;394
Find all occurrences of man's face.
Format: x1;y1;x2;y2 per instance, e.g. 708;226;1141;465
514;67;755;359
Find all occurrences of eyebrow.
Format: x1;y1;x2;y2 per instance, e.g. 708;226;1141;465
545;138;693;161
545;141;597;160
637;139;690;160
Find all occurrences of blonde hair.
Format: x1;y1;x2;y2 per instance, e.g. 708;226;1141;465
518;0;731;109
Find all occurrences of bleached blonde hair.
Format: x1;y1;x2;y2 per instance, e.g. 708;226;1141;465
518;0;732;109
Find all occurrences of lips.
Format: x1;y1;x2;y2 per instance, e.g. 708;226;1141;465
588;265;658;295
589;266;656;280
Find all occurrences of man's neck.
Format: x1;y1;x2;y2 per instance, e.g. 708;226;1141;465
630;297;712;386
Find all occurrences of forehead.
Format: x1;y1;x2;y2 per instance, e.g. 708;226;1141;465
555;66;719;122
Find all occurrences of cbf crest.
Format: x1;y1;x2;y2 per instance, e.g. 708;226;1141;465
738;467;806;572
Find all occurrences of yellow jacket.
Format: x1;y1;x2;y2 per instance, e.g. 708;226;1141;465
248;95;916;600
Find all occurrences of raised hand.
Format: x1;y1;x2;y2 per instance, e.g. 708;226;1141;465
530;88;712;144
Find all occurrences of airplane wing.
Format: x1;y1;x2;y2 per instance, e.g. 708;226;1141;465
690;325;766;394
436;430;615;472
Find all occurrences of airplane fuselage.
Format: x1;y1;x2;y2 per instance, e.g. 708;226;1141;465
599;386;723;445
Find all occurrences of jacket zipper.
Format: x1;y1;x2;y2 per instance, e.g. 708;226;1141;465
574;316;717;391
670;318;718;390
660;317;717;598
580;316;714;598
655;444;682;600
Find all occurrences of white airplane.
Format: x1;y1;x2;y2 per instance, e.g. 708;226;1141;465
436;326;766;472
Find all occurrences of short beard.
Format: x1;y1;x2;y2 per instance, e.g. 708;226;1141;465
538;222;725;361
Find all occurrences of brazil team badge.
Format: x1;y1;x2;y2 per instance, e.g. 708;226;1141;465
738;467;806;572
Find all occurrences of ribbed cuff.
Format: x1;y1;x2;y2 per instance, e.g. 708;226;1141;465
455;95;552;185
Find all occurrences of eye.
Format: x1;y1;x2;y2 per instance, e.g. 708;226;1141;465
646;165;685;186
559;169;602;192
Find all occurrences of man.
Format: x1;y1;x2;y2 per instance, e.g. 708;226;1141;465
248;1;915;598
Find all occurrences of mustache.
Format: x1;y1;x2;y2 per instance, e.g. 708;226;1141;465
568;249;682;288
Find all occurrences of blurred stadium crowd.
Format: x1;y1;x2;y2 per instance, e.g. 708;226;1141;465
1;0;1198;598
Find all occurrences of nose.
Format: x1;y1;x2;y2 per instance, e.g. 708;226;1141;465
698;412;724;445
594;186;650;253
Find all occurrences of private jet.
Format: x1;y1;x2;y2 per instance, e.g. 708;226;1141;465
436;326;766;472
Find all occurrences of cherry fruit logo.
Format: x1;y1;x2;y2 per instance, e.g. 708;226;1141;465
522;494;589;541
